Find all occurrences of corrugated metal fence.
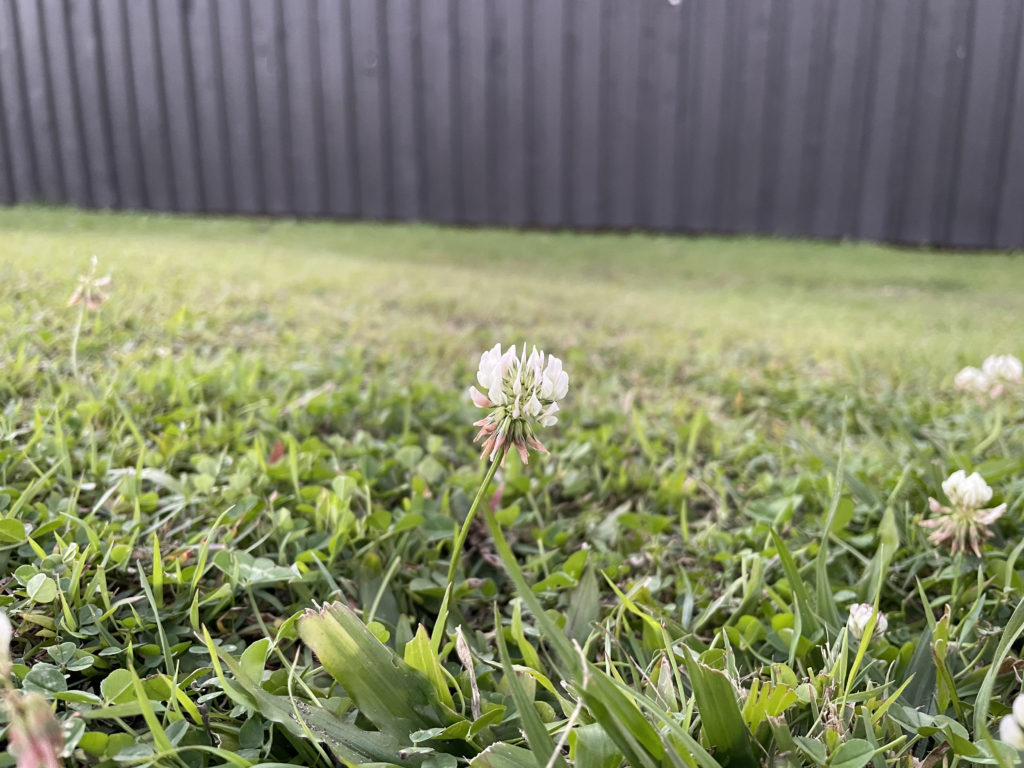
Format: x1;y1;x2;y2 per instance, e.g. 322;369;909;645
1;0;1022;249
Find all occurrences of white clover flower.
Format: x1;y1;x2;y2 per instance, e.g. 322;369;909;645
921;470;1007;556
954;366;991;396
468;343;569;464
983;354;1023;384
1000;695;1024;750
846;603;887;641
942;470;993;510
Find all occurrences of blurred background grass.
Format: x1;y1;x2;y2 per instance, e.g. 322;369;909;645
3;205;1021;389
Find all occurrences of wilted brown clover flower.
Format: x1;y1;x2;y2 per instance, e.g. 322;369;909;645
67;255;111;311
919;470;1007;556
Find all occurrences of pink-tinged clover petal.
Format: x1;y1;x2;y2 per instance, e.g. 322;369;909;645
975;503;1007;525
468;386;492;408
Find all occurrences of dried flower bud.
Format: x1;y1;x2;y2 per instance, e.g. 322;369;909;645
67;256;112;311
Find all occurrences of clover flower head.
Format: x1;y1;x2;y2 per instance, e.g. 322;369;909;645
954;366;991;396
1000;694;1024;750
468;343;568;464
942;470;993;509
67;255;112;311
982;354;1023;385
956;354;1022;398
920;470;1006;556
846;603;887;641
5;691;64;768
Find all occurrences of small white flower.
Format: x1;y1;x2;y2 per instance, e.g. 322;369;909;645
982;354;1023;384
1000;695;1024;750
922;470;1007;556
540;401;560;428
954;366;991;395
541;355;569;401
942;470;993;510
846;603;887;641
468;343;569;464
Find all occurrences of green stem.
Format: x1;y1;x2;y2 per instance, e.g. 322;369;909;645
432;458;501;652
950;550;965;615
70;303;85;379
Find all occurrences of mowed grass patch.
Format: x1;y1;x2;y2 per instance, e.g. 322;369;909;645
3;205;1023;381
0;206;1022;767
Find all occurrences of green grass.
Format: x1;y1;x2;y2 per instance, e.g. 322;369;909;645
0;206;1022;767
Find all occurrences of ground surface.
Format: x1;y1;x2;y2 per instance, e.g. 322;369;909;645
0;207;1022;767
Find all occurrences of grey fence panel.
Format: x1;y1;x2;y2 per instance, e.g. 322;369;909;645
41;0;89;208
902;0;954;244
0;70;10;204
16;0;65;203
932;0;974;245
0;2;30;203
70;0;118;208
794;0;832;238
155;0;203;212
385;0;420;221
1;0;1023;248
730;0;769;234
996;7;1024;250
951;0;1016;247
456;0;488;224
250;0;289;214
646;0;683;230
772;0;815;237
350;0;391;220
530;0;567;227
567;0;600;229
126;0;176;210
283;0;328;217
187;0;232;212
95;0;140;208
604;0;641;229
491;0;528;227
317;0;357;217
711;0;742;234
811;0;854;239
857;0;911;241
882;0;927;243
674;0;701;230
418;0;457;222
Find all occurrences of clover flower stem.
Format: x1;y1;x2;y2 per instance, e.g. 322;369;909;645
973;409;1003;455
434;457;501;650
70;300;85;379
950;550;965;615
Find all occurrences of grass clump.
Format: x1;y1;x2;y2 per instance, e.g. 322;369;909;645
0;207;1022;767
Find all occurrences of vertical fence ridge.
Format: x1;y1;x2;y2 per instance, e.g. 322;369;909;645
0;0;1021;249
992;0;1024;246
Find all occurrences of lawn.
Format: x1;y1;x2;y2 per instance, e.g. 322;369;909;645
0;206;1022;767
